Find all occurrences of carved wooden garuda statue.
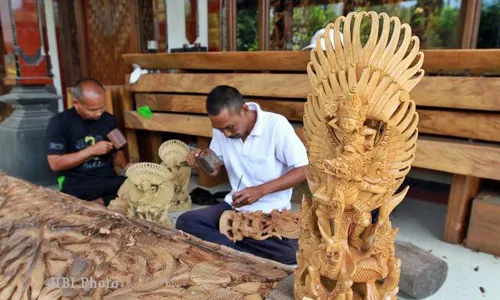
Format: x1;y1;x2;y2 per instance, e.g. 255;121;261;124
294;12;423;300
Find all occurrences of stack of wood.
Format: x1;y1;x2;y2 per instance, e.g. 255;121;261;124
0;173;293;299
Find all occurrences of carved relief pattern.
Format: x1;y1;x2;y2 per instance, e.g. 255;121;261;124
294;12;424;300
219;209;301;242
86;0;137;85
0;173;290;299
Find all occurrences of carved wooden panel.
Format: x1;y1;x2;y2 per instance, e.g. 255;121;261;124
83;0;140;85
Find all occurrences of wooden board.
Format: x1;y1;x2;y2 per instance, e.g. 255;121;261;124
127;73;310;98
124;111;213;137
128;74;500;111
418;110;500;142
444;174;482;244
413;138;500;181
135;94;500;142
124;112;500;180
122;50;500;75
135;93;305;121
412;77;500;111
466;189;500;255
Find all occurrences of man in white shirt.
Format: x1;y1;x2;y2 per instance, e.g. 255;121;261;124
175;85;308;265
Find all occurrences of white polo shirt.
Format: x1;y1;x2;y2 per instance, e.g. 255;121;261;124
209;102;308;213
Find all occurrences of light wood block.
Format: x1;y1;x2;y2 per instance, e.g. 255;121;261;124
466;189;500;255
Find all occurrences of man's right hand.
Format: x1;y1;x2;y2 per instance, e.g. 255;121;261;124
88;141;114;156
186;148;203;168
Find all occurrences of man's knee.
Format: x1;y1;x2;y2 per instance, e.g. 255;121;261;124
175;212;193;232
281;249;298;265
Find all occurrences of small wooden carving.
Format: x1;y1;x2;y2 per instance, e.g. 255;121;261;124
0;173;292;299
219;210;301;242
110;162;175;227
158;139;192;211
295;12;423;300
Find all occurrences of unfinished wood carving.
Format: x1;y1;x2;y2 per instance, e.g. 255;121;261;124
109;162;175;227
295;11;423;300
0;173;292;299
158;139;192;211
219;210;301;242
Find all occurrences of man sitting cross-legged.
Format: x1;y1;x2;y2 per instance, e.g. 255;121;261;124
46;78;131;206
176;85;308;265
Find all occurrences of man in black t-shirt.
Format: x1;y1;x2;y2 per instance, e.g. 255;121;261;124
46;78;131;206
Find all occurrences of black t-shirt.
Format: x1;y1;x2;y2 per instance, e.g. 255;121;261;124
46;108;118;183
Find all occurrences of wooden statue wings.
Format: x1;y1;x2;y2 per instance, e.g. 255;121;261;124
304;11;422;212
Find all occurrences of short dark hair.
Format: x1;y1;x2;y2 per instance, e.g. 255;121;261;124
206;85;245;116
72;77;105;102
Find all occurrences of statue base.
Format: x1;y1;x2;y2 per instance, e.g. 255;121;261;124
0;85;59;186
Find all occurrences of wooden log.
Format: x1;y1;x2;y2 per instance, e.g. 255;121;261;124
466;189;500;256
122;50;500;75
395;241;448;299
444;175;482;244
127;74;500;111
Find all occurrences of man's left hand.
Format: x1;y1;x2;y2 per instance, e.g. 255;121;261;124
232;186;264;208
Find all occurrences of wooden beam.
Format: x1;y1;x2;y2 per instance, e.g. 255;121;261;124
122;50;500;75
411;77;500;111
444;175;482;244
413;138;500;181
141;132;163;164
127;73;310;98
124;111;213;137
460;0;482;49
227;0;237;51
120;90;140;163
123;51;309;71
258;0;270;51
418;110;500;142
135;93;305;121
73;0;88;77
128;74;500;111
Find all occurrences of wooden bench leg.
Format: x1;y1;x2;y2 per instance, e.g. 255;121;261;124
196;136;228;187
125;129;140;163
444;174;482;244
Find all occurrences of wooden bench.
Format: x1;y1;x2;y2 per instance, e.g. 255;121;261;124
120;50;500;245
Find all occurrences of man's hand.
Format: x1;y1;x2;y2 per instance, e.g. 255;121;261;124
232;186;264;208
89;141;113;156
186;148;203;168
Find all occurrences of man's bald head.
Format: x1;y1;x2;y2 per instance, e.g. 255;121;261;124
72;78;106;120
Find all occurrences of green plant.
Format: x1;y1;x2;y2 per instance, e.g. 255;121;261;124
237;8;259;51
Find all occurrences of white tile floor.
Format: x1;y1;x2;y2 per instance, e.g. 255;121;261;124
180;176;500;300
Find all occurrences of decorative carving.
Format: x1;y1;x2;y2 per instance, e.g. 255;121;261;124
110;162;175;227
0;173;291;299
294;11;423;300
85;0;138;84
219;209;301;242
158;139;192;211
